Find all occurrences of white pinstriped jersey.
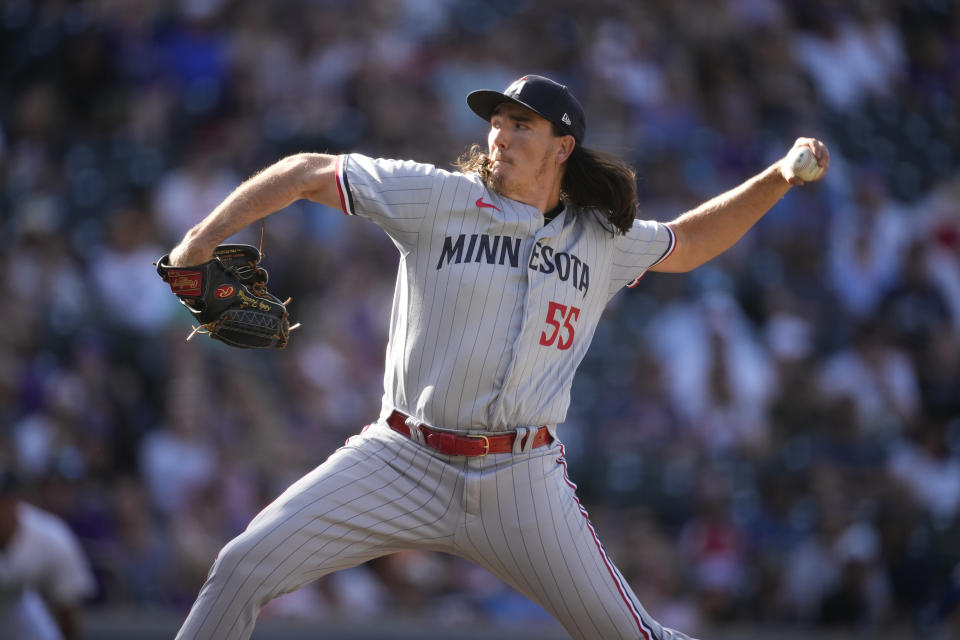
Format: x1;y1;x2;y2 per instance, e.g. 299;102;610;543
336;154;675;432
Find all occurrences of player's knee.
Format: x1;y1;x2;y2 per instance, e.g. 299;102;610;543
209;527;268;579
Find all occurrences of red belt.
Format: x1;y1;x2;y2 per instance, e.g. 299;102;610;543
386;410;551;457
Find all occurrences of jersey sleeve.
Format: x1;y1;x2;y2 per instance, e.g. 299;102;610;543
335;153;444;244
608;218;676;294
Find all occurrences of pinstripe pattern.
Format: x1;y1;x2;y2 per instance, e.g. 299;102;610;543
451;440;676;640
177;424;695;640
623;224;677;290
177;425;468;639
177;155;695;640
338;154;673;432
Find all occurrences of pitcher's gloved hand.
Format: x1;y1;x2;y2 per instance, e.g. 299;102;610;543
156;244;298;349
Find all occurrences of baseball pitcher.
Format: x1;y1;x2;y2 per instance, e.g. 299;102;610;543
163;75;829;639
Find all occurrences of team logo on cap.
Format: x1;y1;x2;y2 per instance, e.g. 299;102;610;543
562;113;572;125
506;79;526;96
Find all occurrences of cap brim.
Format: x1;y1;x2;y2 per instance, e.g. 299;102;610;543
467;90;548;124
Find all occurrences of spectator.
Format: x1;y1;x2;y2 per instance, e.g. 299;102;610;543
878;239;953;364
820;520;892;630
887;419;960;522
827;169;911;321
792;5;905;111
0;469;96;640
138;370;217;517
817;322;921;437
89;200;177;335
648;285;776;454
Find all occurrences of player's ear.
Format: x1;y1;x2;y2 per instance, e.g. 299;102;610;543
556;135;575;165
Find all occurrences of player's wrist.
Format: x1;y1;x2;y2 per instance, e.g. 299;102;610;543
773;162;797;187
759;162;793;189
169;240;215;267
169;226;222;266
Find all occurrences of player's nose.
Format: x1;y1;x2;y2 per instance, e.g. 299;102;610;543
489;125;509;150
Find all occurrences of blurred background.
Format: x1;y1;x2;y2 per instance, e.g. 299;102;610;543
2;0;959;638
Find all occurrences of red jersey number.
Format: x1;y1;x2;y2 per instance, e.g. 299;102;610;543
540;302;580;351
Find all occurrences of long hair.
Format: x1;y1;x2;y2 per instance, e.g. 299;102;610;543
455;131;638;235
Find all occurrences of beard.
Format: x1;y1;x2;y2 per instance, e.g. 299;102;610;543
489;163;507;194
486;150;554;201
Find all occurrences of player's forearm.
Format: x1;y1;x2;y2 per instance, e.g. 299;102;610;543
660;164;791;272
170;153;336;265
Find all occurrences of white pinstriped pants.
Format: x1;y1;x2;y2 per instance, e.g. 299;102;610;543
175;421;695;640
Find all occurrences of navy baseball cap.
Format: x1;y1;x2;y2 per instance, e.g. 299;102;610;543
467;75;586;145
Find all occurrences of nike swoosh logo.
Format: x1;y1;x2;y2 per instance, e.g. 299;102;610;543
476;197;501;211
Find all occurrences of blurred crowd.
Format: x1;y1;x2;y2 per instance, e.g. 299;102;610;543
2;0;960;637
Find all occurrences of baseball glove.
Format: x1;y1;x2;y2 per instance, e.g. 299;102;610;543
155;244;298;349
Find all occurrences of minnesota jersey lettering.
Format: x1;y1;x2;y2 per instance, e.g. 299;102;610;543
435;234;591;296
435;233;522;269
334;153;672;431
529;241;590;295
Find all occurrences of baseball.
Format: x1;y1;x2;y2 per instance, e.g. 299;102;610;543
786;146;823;182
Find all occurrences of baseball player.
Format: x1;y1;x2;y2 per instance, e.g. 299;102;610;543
167;75;829;639
0;469;96;640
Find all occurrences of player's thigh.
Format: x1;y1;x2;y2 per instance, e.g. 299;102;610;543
215;426;461;593
460;448;667;640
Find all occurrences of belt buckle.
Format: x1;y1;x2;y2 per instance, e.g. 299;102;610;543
467;434;490;457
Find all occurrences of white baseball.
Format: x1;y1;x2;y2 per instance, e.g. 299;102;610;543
786;146;823;182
